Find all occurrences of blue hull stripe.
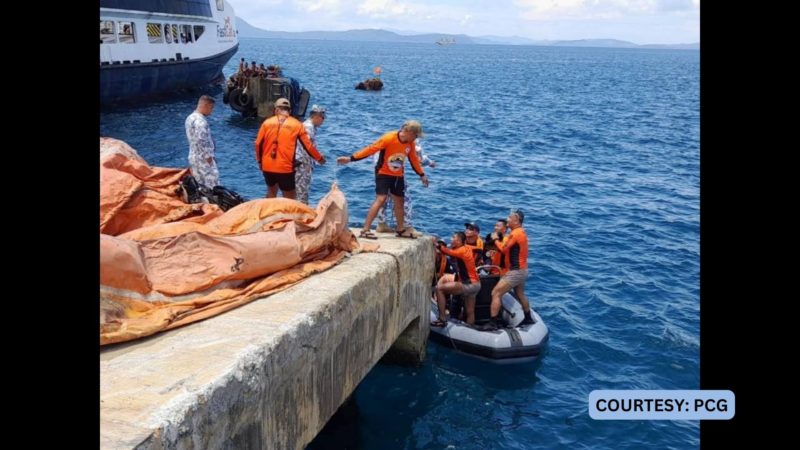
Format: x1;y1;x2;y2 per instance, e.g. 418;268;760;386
100;44;238;104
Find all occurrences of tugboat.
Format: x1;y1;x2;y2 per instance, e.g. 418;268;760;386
100;0;239;104
223;65;310;119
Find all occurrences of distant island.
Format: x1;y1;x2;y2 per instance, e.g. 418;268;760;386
236;18;698;50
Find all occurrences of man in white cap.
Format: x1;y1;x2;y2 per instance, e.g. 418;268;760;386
294;105;326;205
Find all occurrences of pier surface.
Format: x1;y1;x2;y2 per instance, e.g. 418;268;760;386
100;229;434;449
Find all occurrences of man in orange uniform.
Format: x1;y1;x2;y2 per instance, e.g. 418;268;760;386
485;219;509;272
464;221;485;266
254;98;326;199
481;209;535;330
432;232;481;326
337;120;429;239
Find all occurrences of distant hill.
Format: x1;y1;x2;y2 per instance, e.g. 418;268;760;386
641;43;699;50
236;18;697;50
549;39;638;48
237;18;474;44
473;35;542;45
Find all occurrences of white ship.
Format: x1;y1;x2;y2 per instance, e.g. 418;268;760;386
100;0;239;104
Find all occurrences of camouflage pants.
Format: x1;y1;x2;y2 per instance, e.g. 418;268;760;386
188;158;220;188
294;163;314;205
378;178;413;226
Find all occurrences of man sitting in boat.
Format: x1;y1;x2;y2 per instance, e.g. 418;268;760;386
242;61;256;79
434;247;453;283
232;59;247;87
432;232;481;327
464;222;485;266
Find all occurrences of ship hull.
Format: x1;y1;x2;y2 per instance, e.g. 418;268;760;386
100;44;238;104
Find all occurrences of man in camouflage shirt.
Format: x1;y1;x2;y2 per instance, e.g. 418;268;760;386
294;105;326;205
185;95;220;188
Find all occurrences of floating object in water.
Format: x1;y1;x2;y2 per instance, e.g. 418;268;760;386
355;78;384;91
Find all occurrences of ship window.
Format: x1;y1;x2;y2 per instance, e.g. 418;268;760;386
147;23;164;44
171;25;180;44
100;21;116;44
216;0;224;11
118;21;135;44
193;26;205;40
164;24;172;43
181;25;193;43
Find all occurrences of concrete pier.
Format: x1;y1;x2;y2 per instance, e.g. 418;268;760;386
100;230;434;449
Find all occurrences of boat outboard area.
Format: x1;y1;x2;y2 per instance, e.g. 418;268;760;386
223;64;310;119
429;274;549;363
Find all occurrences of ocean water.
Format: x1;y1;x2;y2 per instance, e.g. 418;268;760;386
100;38;700;449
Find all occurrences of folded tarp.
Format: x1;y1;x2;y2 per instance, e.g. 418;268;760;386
100;137;222;236
99;137;374;345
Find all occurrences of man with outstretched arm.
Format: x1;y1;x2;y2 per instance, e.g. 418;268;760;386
337;120;429;239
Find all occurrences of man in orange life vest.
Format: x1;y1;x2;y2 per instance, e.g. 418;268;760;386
464;221;485;267
484;219;509;272
480;209;535;331
432;231;482;326
337;120;429;239
254;98;326;199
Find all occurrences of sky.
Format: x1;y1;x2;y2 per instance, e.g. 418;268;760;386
227;0;700;45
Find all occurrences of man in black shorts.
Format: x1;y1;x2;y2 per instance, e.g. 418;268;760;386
337;120;429;239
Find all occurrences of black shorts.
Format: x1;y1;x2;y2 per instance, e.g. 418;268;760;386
263;171;295;191
375;174;405;197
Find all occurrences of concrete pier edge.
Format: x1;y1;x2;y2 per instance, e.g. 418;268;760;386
100;229;434;449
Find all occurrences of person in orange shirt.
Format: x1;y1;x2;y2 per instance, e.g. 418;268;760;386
464;222;484;250
480;209;535;331
484;219;508;273
464;221;485;266
432;232;481;326
254;98;326;199
337;120;430;239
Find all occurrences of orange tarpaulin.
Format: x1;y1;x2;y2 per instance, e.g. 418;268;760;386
99;138;376;345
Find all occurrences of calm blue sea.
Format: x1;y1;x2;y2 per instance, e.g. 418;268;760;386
100;38;700;449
